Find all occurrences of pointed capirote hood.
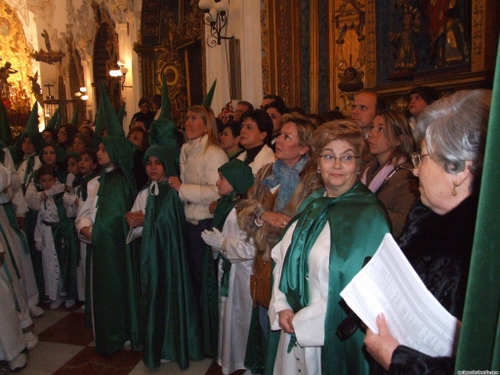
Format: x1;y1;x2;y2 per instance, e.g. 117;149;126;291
46;107;62;130
0;97;13;145
70;106;79;125
201;79;217;107
148;74;180;166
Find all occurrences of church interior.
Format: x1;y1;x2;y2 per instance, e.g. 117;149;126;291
0;0;499;374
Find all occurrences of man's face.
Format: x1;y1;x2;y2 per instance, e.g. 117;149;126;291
351;92;377;134
234;104;249;121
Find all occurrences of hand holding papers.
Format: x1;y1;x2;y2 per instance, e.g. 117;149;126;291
340;233;460;357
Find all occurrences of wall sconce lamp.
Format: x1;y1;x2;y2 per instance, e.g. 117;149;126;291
74;87;89;101
198;0;234;47
109;61;131;90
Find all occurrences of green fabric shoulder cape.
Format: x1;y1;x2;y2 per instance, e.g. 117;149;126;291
278;181;390;375
139;181;203;368
91;168;141;355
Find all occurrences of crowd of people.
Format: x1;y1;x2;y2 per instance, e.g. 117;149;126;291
0;85;492;375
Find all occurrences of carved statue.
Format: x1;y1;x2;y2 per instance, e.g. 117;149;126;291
30;29;65;65
389;8;421;71
28;71;43;104
0;61;17;101
338;67;364;92
41;29;52;51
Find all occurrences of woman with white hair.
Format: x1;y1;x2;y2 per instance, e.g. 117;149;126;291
365;89;492;374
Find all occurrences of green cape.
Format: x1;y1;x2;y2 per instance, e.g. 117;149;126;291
139;180;203;368
91;168;140;355
278;182;390;374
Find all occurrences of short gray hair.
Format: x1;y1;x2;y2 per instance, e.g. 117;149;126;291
415;89;491;176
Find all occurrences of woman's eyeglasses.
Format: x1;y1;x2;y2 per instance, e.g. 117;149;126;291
319;154;359;165
411;152;430;168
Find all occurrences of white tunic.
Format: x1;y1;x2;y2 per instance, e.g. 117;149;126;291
0;264;25;361
269;221;331;375
0;165;31;357
0;153;38;313
25;181;65;300
63;179;87;301
17;153;41;191
75;174;103;238
0;147;27;215
126;187;148;243
216;208;255;374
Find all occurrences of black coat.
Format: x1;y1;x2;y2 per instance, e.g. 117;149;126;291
369;190;479;375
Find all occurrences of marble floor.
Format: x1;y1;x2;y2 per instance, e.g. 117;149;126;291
1;302;234;375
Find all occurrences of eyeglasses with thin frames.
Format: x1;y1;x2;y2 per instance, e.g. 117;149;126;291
319;154;359;165
411;152;430;168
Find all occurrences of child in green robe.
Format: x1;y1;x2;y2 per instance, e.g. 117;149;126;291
126;144;202;369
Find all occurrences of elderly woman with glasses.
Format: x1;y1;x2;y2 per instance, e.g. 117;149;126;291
365;89;491;375
268;120;390;375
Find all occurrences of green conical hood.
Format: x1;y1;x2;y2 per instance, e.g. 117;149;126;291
159;73;172;120
93;93;105;148
26;102;40;134
117;102;126;124
46;107;61;130
99;81;124;137
102;135;137;196
70;106;79;125
202;79;217;107
9;102;43;165
148;80;180;168
0;97;13;145
143;144;178;178
39;142;67;165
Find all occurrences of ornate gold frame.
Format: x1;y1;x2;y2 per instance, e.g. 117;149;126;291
134;0;204;124
261;0;498;114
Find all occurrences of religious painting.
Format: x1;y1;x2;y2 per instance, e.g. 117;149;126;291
376;0;471;85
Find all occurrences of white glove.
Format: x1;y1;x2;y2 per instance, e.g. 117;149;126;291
63;192;76;206
66;173;76;188
35;241;43;251
201;228;226;252
44;180;65;197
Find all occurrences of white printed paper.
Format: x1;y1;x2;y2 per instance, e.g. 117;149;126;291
340;233;460;357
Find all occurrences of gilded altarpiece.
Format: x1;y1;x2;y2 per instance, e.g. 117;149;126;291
0;0;33;132
135;0;204;125
261;0;498;115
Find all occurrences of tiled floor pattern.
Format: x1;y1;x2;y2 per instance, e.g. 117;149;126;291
1;303;249;375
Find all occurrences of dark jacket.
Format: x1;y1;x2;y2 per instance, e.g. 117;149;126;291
369;190;479;375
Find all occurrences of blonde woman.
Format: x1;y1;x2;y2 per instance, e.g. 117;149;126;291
168;105;229;303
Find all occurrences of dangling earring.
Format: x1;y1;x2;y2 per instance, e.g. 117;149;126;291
452;182;458;196
317;167;321;173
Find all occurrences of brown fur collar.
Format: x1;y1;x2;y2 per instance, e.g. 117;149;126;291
237;160;323;261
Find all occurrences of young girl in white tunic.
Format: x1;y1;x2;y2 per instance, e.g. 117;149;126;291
201;159;256;374
64;150;99;305
25;165;66;309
